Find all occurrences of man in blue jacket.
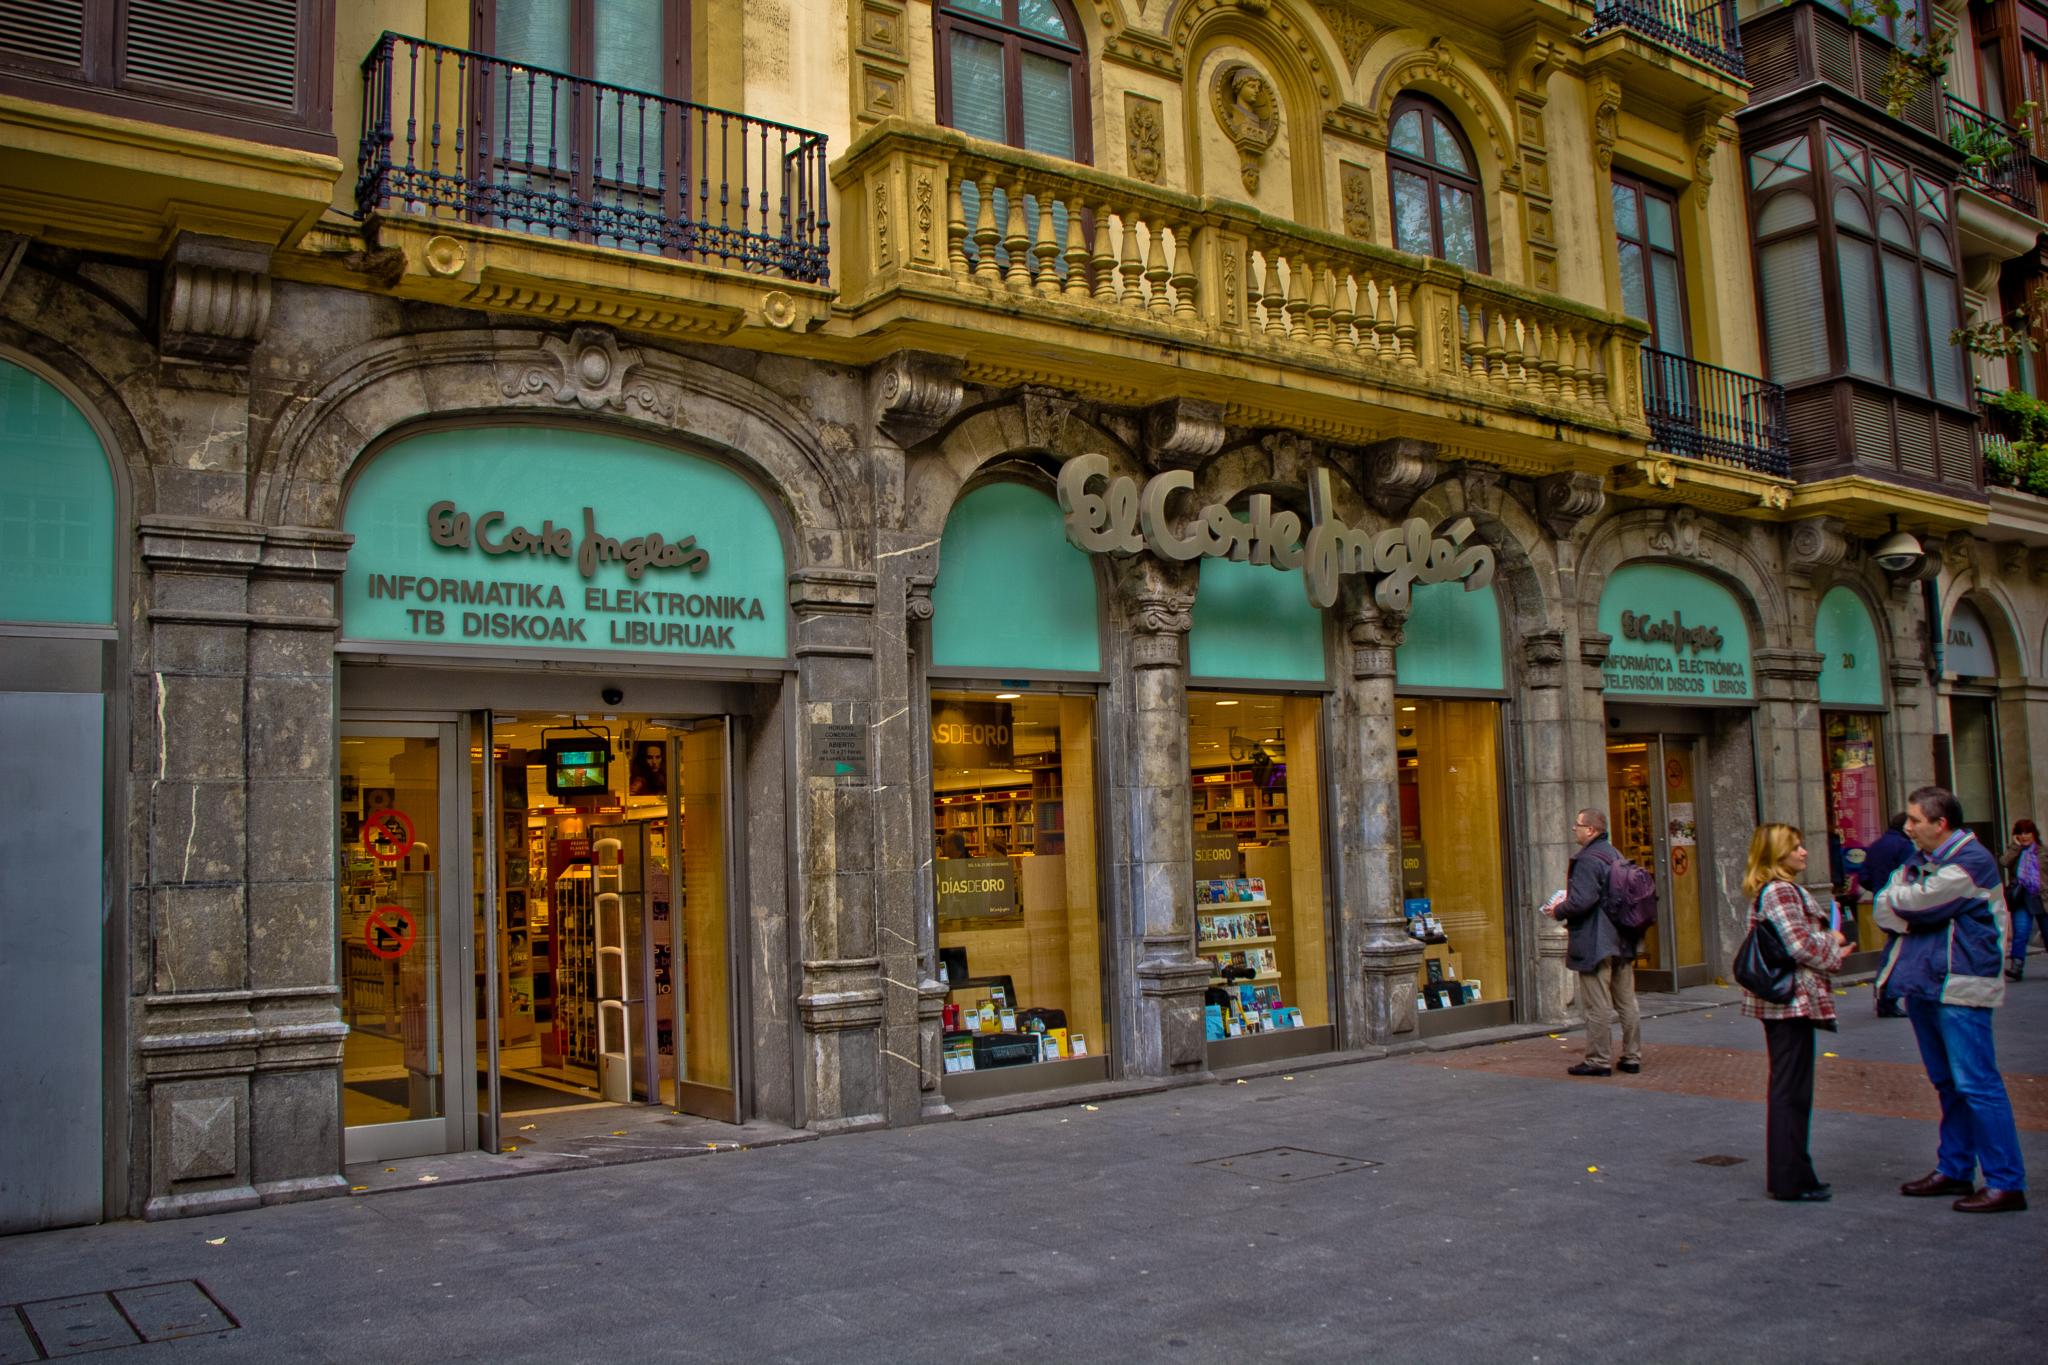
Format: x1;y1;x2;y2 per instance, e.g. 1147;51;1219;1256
1874;786;2027;1213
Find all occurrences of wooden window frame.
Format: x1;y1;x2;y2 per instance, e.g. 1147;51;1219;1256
0;0;334;154
472;0;692;102
1612;171;1691;357
1386;93;1490;274
933;0;1094;164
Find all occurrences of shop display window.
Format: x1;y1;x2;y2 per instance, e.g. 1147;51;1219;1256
1188;691;1330;1039
932;690;1104;1074
1823;712;1886;943
1396;698;1510;1012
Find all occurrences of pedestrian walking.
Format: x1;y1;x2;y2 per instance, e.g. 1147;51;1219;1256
1738;823;1847;1202
1858;812;1915;1016
1998;819;2043;982
1875;786;2029;1214
1543;808;1643;1077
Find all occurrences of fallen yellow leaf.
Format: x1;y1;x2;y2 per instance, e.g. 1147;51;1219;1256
501;1146;518;1153
417;1174;439;1183
350;1185;367;1192
610;1130;627;1136
1548;1033;1563;1040
1083;1104;1100;1111
1587;1165;1599;1174
1822;1051;1838;1058
1234;1079;1248;1085
519;1123;537;1131
205;1237;226;1245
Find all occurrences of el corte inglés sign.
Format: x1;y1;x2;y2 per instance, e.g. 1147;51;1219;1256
341;427;787;658
1596;564;1753;701
1057;457;1495;610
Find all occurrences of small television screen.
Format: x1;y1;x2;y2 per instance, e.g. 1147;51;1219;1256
545;739;612;798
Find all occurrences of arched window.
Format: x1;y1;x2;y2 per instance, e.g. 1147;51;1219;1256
935;0;1091;162
1387;94;1487;272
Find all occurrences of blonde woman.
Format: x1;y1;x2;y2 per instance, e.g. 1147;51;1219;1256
1741;824;1849;1202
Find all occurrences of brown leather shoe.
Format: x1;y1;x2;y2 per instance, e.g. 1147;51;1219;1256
1900;1171;1976;1197
1954;1188;2029;1214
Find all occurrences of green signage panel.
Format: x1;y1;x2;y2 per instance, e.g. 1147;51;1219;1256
0;361;115;626
1816;586;1884;707
341;426;787;659
933;481;1101;673
1190;556;1327;682
1396;581;1504;691
1597;563;1753;701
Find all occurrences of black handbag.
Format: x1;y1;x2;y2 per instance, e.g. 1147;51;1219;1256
1733;890;1799;1004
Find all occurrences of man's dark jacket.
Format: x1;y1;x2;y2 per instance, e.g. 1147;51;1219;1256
1561;833;1634;973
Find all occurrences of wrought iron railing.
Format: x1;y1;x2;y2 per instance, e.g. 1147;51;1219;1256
1641;349;1789;476
1585;0;1746;80
1945;95;2037;213
356;33;830;283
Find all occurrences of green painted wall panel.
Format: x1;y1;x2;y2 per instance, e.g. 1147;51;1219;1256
0;361;115;626
1190;557;1326;682
1395;581;1504;691
932;482;1101;672
1816;586;1885;706
341;426;787;659
1597;563;1754;701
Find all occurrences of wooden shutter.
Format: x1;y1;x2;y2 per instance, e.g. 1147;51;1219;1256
0;0;84;69
123;0;300;113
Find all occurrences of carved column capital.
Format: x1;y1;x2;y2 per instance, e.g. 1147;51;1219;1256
1356;437;1439;516
159;234;273;366
1339;579;1404;679
1998;540;2028;579
1143;397;1227;469
1522;628;1567;690
1111;555;1197;669
1580;629;1612;676
872;350;964;448
1020;385;1077;449
1536;470;1604;539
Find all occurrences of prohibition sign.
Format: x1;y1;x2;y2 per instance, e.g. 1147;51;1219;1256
362;808;416;862
365;906;416;959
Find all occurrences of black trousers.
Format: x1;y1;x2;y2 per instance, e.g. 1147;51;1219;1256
1763;1018;1821;1196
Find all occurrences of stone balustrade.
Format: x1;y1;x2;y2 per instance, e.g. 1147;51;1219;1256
835;122;1647;434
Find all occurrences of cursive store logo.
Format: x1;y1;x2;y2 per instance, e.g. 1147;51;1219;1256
1057;456;1494;610
427;501;711;580
1619;609;1722;655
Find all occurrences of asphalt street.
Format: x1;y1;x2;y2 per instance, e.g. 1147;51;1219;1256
4;971;2046;1364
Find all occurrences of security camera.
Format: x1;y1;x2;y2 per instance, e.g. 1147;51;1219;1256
1871;529;1924;574
601;686;625;706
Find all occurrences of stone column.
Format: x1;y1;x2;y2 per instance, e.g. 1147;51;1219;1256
134;518;350;1220
1753;648;1827;828
787;568;888;1134
1107;555;1210;1076
1329;585;1422;1045
1515;629;1575;1024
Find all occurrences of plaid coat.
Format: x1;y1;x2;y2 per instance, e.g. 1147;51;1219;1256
1740;880;1847;1024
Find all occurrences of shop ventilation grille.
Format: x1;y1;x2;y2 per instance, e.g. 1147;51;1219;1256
1194;1146;1380;1183
2;1281;237;1360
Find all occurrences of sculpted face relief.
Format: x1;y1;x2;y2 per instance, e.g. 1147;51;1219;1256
1057;456;1494;610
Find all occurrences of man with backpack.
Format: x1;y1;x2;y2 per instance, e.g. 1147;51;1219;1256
1544;808;1653;1077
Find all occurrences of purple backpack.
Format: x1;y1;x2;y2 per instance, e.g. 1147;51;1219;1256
1602;852;1660;932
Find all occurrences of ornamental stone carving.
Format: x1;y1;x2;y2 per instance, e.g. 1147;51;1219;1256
1588;73;1621;172
1522;629;1567;690
1111;556;1197;670
1126;93;1165;184
2031;547;2048;582
872;350;964;447
1786;517;1848;578
1358;437;1438;515
500;327;675;419
160;234;272;365
1340;161;1373;239
1343;598;1406;679
1210;60;1281;194
1998;540;2028;579
1021;386;1077;449
1649;505;1707;560
1535;470;1604;538
1143;397;1227;469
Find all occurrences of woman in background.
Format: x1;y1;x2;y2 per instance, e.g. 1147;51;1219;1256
1998;819;2042;982
1740;823;1849;1202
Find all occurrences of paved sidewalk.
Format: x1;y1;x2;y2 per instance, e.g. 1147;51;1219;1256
3;976;2044;1364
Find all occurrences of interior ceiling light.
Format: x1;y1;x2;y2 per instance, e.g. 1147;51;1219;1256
1214;699;1238;707
995;692;1021;700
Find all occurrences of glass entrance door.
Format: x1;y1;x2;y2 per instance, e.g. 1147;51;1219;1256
1604;734;1709;993
340;722;468;1162
468;713;739;1134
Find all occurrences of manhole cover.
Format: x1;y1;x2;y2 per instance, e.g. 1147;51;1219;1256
1195;1146;1379;1182
4;1282;235;1360
1694;1154;1748;1167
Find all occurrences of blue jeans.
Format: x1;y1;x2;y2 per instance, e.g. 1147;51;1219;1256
2014;893;2044;966
1905;997;2028;1191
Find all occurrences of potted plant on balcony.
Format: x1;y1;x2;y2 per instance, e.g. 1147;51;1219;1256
1981;388;2048;495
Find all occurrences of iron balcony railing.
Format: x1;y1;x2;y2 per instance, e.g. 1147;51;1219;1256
1945;94;2037;213
357;32;830;283
1585;0;1746;80
1641;349;1789;476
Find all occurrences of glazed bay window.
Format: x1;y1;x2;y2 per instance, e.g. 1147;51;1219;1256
1613;173;1689;356
931;689;1105;1083
936;0;1091;160
1388;95;1488;271
1188;691;1330;1043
